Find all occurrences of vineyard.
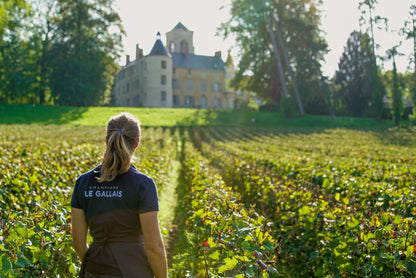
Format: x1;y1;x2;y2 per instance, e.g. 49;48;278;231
1;124;416;277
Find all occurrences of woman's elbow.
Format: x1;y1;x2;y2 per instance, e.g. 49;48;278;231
72;238;87;258
72;239;81;250
145;240;165;254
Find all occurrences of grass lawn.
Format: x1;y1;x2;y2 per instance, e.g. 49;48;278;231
0;103;396;129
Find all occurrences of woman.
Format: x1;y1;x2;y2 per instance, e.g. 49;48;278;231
71;112;168;278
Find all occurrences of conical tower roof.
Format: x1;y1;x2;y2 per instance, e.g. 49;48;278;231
149;32;168;56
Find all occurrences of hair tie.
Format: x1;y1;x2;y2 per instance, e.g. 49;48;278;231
116;129;123;134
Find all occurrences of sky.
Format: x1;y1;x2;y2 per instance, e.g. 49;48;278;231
115;0;414;77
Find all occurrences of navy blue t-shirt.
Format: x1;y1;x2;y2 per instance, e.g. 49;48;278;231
71;165;158;277
71;164;159;220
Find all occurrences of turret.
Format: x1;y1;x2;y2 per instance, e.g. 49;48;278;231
166;22;195;55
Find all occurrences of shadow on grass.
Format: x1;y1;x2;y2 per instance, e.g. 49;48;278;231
175;109;392;129
370;127;416;147
176;109;273;127
174;109;219;126
0;104;88;125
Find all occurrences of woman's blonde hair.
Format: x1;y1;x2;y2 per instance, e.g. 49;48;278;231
97;112;141;183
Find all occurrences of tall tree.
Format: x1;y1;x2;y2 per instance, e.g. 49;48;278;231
0;0;33;103
27;0;59;104
402;5;416;107
267;5;305;115
358;0;387;120
386;47;403;126
335;31;372;117
49;0;124;106
219;0;328;115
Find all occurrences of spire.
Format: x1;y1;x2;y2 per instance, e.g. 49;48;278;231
149;32;168;56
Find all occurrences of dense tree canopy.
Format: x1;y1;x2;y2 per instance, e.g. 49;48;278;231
358;0;386;119
49;0;124;106
387;47;404;126
0;0;32;103
220;0;329;115
335;31;372;117
0;0;123;106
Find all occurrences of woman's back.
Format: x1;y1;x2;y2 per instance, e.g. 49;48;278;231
71;113;167;278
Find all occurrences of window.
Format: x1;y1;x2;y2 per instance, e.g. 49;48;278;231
214;98;222;109
212;82;223;92
173;95;180;105
133;96;140;106
161;75;166;85
201;71;206;78
184;96;194;107
172;79;180;90
200;81;207;92
186;80;193;91
212;82;219;92
161;60;166;69
135;79;140;89
161;91;166;104
126;83;130;92
187;69;192;76
201;95;207;108
227;98;234;109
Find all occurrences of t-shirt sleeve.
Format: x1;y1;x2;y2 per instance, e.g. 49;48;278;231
71;177;84;209
138;177;159;213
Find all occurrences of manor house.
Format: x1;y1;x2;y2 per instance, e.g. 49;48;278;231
113;22;249;109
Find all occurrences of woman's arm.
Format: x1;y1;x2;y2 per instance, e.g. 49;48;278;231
139;211;168;278
71;207;89;260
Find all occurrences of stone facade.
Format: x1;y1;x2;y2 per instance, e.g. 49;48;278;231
113;23;249;109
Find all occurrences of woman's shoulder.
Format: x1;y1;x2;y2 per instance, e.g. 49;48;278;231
77;165;101;182
127;165;155;184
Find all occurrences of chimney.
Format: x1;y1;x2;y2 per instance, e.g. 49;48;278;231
126;55;130;65
136;44;143;60
215;51;222;59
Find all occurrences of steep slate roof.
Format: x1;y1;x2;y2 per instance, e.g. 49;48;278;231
173;22;188;30
172;53;225;71
149;38;168;56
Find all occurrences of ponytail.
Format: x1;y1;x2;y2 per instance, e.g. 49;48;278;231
97;113;141;183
